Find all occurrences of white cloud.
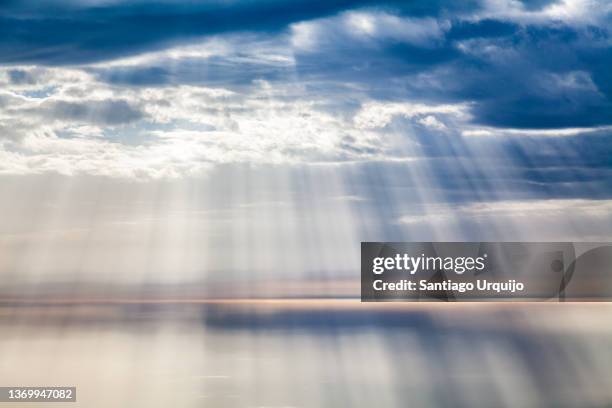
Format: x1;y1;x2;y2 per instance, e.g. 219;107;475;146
344;12;448;46
291;11;448;51
399;199;612;228
476;0;610;26
398;199;612;240
6;61;604;180
462;125;612;137
418;115;447;130
0;66;397;178
354;101;469;129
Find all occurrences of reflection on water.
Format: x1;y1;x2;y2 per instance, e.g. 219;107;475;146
1;301;611;408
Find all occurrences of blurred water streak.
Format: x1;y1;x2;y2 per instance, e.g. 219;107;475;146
1;301;611;407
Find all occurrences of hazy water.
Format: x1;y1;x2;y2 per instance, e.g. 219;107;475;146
1;302;612;408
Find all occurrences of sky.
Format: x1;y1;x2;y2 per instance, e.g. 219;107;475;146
0;0;611;288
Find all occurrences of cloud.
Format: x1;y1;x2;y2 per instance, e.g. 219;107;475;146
291;11;448;51
0;0;611;191
42;99;144;125
0;67;395;178
395;198;612;240
0;0;479;65
91;37;296;87
476;0;612;25
2;59;612;188
7;69;37;85
3;1;604;132
353;101;469;129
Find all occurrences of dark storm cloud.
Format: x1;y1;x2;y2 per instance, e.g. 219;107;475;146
442;25;612;128
289;16;612;128
0;0;479;65
1;0;611;130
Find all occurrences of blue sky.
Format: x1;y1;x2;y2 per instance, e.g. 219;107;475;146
0;0;611;284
